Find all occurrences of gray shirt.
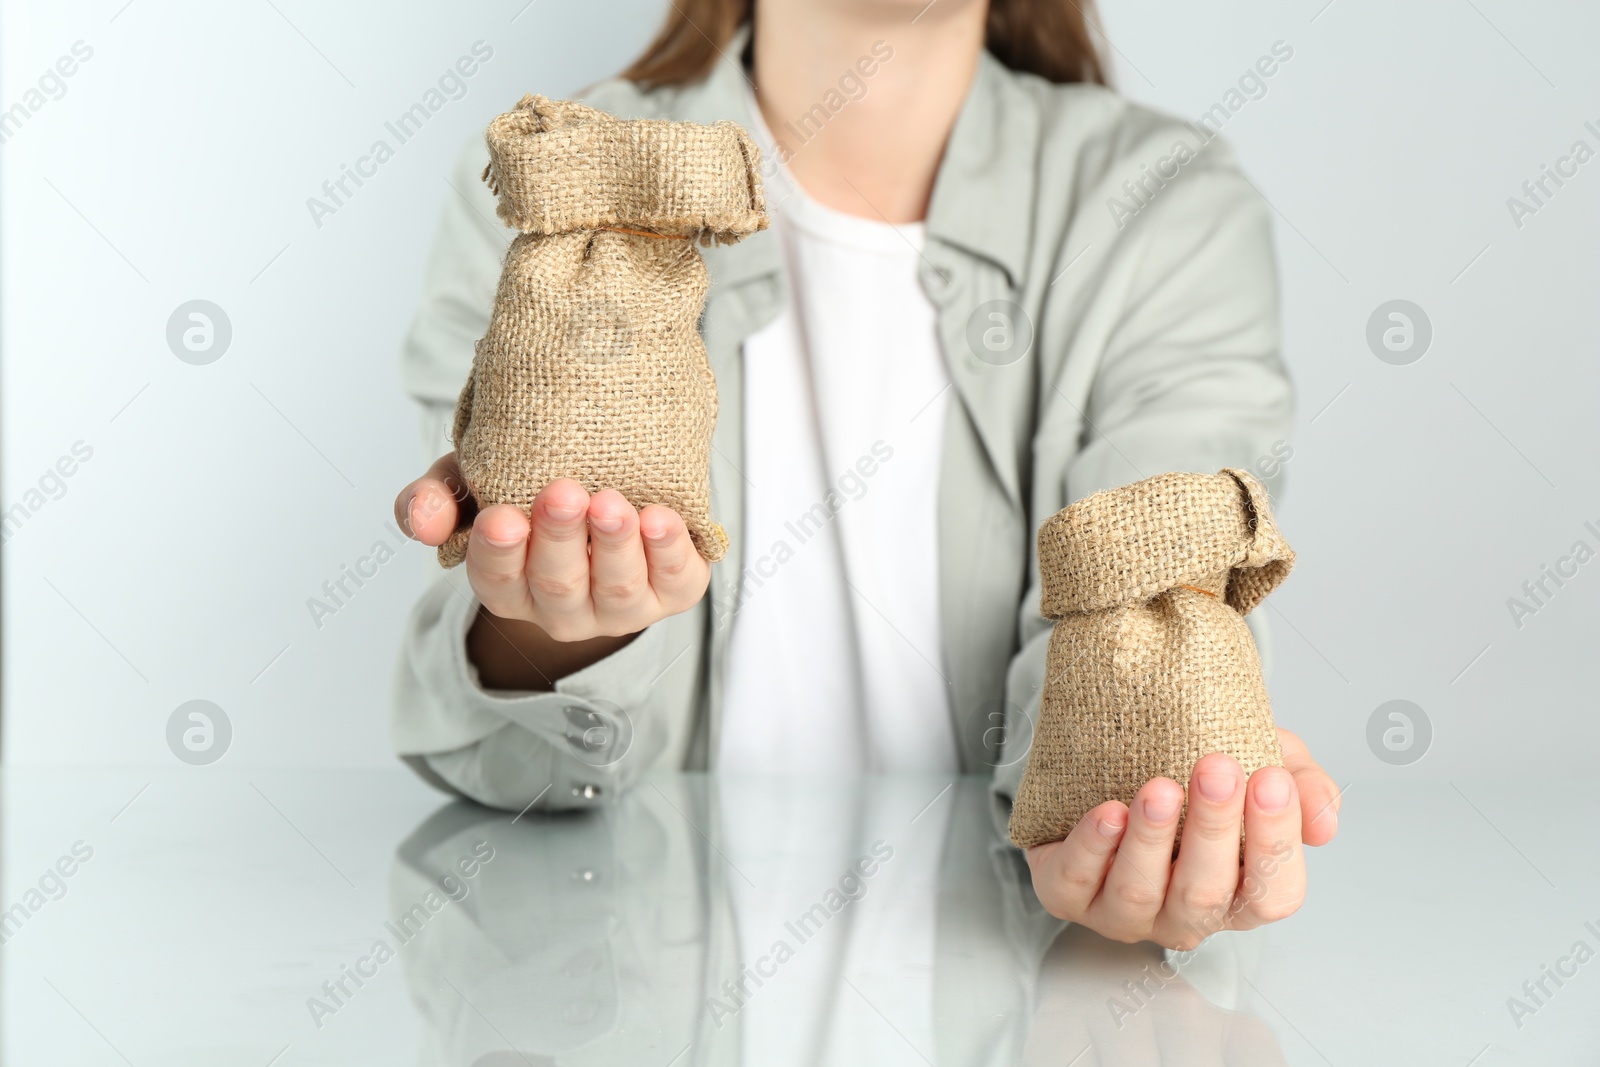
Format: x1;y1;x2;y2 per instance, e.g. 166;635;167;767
391;31;1293;816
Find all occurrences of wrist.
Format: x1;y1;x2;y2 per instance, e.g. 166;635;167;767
465;606;637;691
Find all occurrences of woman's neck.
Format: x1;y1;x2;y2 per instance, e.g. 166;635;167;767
749;0;986;223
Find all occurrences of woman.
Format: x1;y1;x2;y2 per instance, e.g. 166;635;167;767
392;0;1340;950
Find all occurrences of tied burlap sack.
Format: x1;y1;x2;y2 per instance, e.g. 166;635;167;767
439;95;768;568
1008;469;1295;850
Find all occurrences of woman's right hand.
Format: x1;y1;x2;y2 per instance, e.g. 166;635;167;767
395;454;711;686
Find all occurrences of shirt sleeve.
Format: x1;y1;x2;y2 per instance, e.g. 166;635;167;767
1064;139;1294;502
391;563;688;812
400;135;508;409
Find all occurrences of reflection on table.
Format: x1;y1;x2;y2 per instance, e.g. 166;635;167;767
388;775;1285;1066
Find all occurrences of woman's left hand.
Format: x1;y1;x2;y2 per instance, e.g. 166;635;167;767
1023;728;1340;951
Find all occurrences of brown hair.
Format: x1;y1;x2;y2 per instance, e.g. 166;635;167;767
621;0;1107;90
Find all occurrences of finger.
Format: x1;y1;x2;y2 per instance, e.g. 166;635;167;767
1277;728;1326;784
1024;800;1128;921
1293;764;1342;847
465;504;533;617
1159;754;1247;949
1278;728;1341;846
395;453;469;545
1090;777;1183;942
1232;766;1306;930
587;490;650;632
464;508;537;620
639;505;710;611
524;479;595;639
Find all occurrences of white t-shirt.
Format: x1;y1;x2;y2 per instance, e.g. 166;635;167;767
718;98;958;775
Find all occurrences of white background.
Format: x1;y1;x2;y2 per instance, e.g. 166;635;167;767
3;0;1597;780
1;0;666;768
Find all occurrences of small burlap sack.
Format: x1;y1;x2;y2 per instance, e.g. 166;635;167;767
1008;469;1295;850
439;95;768;568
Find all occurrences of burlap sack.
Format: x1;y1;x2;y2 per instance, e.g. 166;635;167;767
1008;469;1295;850
439;95;768;568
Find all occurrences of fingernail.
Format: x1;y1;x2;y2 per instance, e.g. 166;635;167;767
1143;792;1180;824
590;513;624;534
546;503;584;522
403;493;417;536
481;530;522;549
1255;772;1292;813
1194;772;1237;803
1097;812;1126;839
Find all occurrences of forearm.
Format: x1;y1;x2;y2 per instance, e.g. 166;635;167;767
466;606;638;691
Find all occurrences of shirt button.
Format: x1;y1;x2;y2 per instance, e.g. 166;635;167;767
572;783;602;800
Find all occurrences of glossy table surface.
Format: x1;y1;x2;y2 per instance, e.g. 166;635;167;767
1;768;1595;1066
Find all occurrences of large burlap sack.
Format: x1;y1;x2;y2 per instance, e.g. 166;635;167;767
439;95;768;568
1008;469;1295;850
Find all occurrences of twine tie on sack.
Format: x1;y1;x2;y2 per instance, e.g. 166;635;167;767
598;226;692;240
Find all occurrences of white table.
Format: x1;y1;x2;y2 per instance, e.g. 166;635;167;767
2;768;1594;1065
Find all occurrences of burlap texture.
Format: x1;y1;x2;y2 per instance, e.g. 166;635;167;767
440;95;768;568
1008;469;1295;850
